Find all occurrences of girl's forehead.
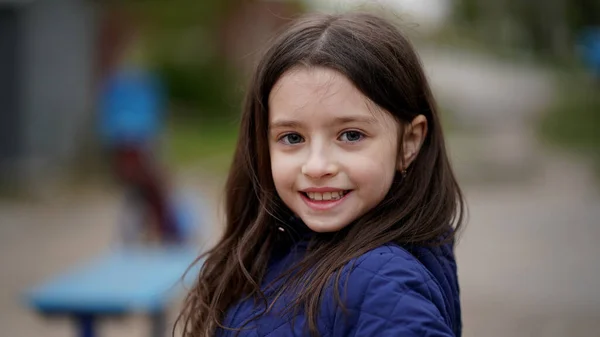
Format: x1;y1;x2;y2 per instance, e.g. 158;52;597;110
268;67;394;127
270;66;355;104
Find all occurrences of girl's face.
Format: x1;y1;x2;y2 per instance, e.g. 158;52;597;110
268;66;401;233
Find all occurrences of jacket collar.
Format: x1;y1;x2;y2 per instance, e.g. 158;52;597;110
276;215;315;244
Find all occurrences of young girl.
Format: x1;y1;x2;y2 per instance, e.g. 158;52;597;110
177;12;464;337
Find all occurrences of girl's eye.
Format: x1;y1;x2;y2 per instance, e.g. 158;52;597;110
339;130;364;142
279;133;304;145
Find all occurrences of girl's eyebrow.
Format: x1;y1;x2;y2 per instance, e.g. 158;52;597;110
333;115;378;126
269;115;378;131
269;119;303;131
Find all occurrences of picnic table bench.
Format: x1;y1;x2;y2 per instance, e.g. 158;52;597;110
25;246;202;337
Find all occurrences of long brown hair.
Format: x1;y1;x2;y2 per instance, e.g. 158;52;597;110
175;11;464;337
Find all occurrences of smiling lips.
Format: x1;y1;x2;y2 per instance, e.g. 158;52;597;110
300;188;352;211
304;190;348;200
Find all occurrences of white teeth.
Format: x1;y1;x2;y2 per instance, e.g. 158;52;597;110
305;191;346;201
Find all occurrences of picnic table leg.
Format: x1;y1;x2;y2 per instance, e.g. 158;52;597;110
76;314;96;337
150;310;166;337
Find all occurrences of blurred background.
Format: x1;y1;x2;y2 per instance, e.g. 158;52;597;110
1;0;599;336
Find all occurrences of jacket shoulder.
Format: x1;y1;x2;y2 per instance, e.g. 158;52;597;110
353;244;430;275
343;244;441;303
330;244;455;336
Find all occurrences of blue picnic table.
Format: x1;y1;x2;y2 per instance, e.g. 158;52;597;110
25;246;202;337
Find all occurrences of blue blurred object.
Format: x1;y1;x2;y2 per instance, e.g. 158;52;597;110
579;27;600;79
171;189;205;242
118;187;208;246
25;246;202;337
98;67;166;147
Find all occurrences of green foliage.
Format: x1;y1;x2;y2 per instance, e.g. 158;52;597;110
110;0;246;120
450;0;600;61
164;116;239;171
119;0;231;29
540;72;600;176
158;59;242;119
451;0;479;24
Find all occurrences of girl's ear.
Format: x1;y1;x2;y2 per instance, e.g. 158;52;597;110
398;115;428;171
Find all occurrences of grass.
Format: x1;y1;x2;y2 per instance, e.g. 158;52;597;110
539;71;600;176
164;116;239;173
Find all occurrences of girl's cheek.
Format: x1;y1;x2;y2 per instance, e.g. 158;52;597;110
271;155;298;180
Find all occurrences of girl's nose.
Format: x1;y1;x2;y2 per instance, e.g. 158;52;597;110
301;147;338;179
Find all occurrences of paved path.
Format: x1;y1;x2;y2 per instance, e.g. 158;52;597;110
458;155;600;337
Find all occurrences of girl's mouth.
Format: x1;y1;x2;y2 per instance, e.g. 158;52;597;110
299;190;352;211
301;190;350;201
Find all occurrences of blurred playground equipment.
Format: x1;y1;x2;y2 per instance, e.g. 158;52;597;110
24;186;208;337
25;246;201;337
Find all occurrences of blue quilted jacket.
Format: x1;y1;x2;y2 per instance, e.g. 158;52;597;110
217;221;461;337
